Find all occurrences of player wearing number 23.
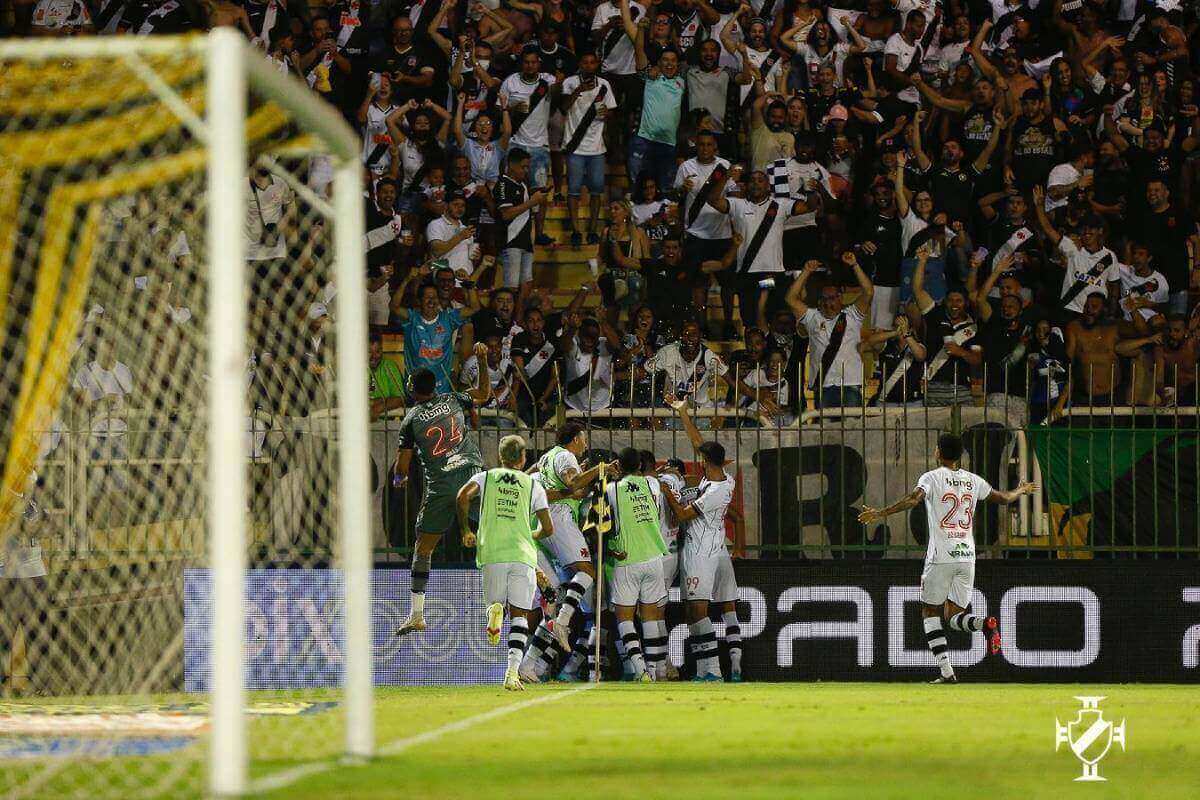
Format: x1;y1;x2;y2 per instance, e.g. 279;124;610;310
858;433;1037;682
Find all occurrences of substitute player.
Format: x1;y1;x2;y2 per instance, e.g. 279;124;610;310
520;423;616;664
859;432;1037;683
394;344;493;637
605;447;669;682
660;397;741;682
456;435;554;691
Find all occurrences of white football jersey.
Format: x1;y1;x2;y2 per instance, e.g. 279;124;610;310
916;467;992;564
682;474;735;557
655;472;685;552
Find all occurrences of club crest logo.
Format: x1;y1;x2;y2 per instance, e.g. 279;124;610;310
1054;696;1126;782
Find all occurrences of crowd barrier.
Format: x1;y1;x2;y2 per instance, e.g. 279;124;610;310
23;401;1200;562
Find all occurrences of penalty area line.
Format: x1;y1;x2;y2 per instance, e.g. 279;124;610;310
247;683;596;794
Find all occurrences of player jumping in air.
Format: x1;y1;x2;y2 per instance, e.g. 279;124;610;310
456;435;555;691
394;343;492;637
518;422;616;682
858;433;1037;683
661;396;742;682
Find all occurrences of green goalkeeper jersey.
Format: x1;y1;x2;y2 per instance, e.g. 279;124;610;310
397;392;484;487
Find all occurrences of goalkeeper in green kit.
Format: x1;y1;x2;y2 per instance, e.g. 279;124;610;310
456;435;555;691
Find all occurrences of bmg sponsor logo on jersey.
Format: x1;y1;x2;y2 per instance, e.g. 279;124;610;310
1055;696;1126;781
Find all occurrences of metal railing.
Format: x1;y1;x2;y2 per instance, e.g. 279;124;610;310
18;356;1200;563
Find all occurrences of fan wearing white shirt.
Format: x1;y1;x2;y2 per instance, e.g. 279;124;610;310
705;169;813;330
860;433;1037;683
1117;242;1170;324
499;50;561;246
1031;186;1120;317
784;253;874;409
884;9;938;107
561;53;618;247
659;397;743;682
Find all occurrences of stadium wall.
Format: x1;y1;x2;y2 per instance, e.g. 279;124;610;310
182;564;1200;687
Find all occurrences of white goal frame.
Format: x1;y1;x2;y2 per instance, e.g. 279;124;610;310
0;29;373;797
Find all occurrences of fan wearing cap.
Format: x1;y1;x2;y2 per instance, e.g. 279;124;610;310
1031;185;1120;321
425;190;476;274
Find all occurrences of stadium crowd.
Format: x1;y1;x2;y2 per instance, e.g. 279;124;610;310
8;0;1200;427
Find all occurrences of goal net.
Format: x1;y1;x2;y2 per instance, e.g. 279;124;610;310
0;31;371;797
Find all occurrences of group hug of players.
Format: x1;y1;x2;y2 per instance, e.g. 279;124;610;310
391;353;738;690
392;351;1036;687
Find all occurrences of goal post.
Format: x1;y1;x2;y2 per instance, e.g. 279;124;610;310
0;29;372;798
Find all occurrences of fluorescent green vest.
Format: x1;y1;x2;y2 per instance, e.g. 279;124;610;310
612;475;667;566
477;468;538;568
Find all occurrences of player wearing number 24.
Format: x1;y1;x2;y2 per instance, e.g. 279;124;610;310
394;343;493;639
859;432;1036;683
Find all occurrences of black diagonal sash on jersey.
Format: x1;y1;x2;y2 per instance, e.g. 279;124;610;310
759;0;779;20
738;200;779;274
563;84;609;154
524;340;555;379
818;312;848;385
509;79;550;140
742;51;781;111
93;0;124;32
602;7;639;60
1061;252;1115;308
404;160;430;194
686;166;726;228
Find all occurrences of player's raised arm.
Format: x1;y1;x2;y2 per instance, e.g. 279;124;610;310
858;487;926;524
985;482;1039;505
666;394;704;453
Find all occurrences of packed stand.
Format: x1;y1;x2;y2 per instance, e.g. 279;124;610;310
8;0;1200;426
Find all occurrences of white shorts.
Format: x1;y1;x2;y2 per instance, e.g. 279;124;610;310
680;548;737;603
920;560;975;608
541;504;591;566
482;562;536;610
610;558;667;607
661;550;678;596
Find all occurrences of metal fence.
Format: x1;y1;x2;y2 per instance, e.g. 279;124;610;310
27;354;1200;564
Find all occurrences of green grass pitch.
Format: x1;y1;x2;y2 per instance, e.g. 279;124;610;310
251;683;1198;799
4;684;1197;798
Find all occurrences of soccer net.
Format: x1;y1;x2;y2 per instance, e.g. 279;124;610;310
0;31;370;797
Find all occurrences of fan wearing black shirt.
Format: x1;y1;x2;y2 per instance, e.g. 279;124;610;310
855;180;904;330
909;107;1003;229
1131;180;1196;315
913;249;981;406
376;16;437;105
1007;87;1067;192
976;289;1031;402
510;307;559;426
639;235;694;334
495;149;551;291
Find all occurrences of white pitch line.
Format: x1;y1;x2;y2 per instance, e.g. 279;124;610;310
247;684;595;795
